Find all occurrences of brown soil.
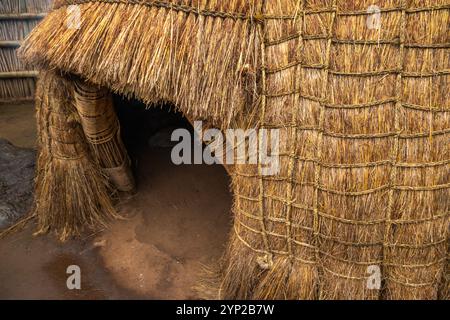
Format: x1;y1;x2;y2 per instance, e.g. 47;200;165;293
0;102;232;299
96;148;232;299
0;102;36;149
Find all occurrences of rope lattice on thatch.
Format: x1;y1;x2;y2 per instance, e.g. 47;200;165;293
225;0;449;300
19;0;449;300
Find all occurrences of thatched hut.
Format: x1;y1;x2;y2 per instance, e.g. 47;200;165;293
0;0;52;102
15;0;449;299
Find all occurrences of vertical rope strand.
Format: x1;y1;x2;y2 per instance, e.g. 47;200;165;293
256;0;272;269
382;0;406;297
284;0;305;261
312;0;337;298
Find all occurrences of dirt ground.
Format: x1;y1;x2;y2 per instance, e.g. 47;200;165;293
0;102;37;149
0;101;232;299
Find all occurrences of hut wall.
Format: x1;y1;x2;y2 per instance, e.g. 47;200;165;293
0;0;52;103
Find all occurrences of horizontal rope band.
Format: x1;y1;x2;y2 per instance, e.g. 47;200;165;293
235;208;314;233
405;42;450;48
236;200;449;227
233;158;449;173
319;210;449;226
332;38;399;45
302;36;449;49
320;232;447;248
321;250;447;268
56;1;450;23
263;59;448;77
265;32;303;46
62;0;250;20
386;275;438;288
233;225;317;264
237;220;317;250
266;92;449;113
235;180;449;202
402;103;449;112
260;126;450;140
324;128;450;139
259;128;448;139
325;98;397;109
322;266;440;287
51;153;87;161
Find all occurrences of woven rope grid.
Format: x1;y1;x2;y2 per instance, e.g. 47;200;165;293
230;1;449;291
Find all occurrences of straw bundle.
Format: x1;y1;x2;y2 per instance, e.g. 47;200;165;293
33;70;118;241
20;0;449;299
73;79;135;192
0;0;51;102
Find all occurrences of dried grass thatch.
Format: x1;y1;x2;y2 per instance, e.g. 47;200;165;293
19;0;449;299
20;0;259;126
33;70;119;241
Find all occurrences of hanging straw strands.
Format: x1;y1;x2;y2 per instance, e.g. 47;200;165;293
19;0;449;299
32;71;119;241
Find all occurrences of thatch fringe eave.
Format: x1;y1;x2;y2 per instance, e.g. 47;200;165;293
19;2;260;127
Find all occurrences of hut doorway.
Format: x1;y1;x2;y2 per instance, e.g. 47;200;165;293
96;95;233;299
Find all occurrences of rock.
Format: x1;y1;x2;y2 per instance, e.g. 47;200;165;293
0;139;35;229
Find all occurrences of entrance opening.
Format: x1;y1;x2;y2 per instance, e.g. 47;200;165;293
97;95;233;299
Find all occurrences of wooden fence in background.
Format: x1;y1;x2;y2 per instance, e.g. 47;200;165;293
0;1;52;103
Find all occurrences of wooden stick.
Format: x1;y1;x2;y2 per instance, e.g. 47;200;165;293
0;40;21;48
0;71;38;79
0;13;46;20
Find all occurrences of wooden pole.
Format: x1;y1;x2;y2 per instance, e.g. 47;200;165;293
0;40;21;48
0;71;38;78
0;13;46;20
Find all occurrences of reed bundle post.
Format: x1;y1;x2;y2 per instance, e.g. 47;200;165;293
33;71;118;241
73;79;135;193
